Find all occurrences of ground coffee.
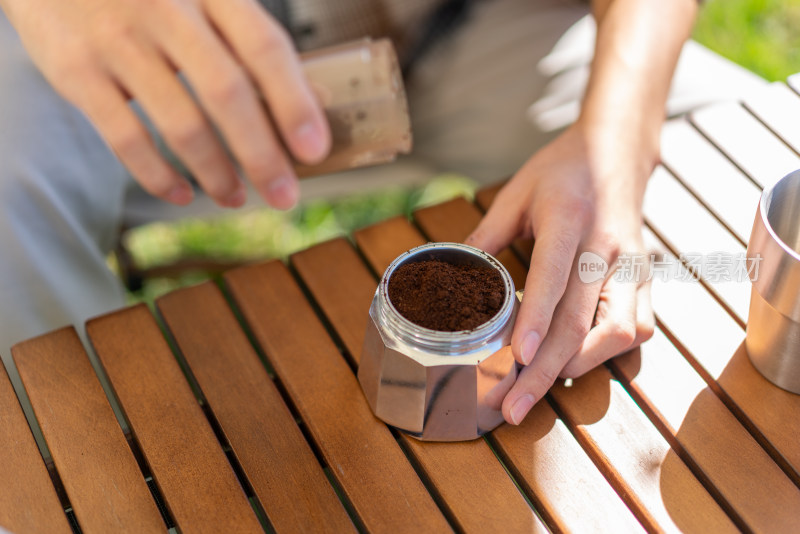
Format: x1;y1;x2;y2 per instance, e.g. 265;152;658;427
388;259;505;331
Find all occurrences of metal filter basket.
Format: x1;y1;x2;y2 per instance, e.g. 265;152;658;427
357;243;520;441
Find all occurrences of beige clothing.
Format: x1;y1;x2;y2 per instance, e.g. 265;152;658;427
290;0;444;58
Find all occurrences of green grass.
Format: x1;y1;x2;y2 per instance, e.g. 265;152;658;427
693;0;800;82
121;174;477;304
121;0;798;304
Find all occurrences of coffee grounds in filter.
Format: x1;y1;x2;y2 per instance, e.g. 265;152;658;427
387;259;505;331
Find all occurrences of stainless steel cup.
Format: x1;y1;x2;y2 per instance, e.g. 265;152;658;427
746;168;800;393
358;243;520;441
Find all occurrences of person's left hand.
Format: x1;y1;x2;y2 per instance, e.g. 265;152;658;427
466;122;655;425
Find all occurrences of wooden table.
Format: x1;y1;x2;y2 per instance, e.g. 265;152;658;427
3;77;800;534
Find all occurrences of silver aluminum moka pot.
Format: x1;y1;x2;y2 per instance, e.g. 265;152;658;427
358;243;521;441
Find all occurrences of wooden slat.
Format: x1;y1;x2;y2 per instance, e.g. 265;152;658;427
549;367;737;532
292;237;548;533
0;361;71;534
86;306;262;534
660;119;761;243
291;239;376;366
489;399;644;533
413;197;529;290
644;166;750;322
12;328;165;533
352;219;644;533
788;73;800;95
743;82;800;154
410;197;738;530
644;226;800;483
355;216;429;281
156;283;355;533
690;102;800;189
475;182;800;488
612;328;800;532
224;261;452;533
716;343;800;483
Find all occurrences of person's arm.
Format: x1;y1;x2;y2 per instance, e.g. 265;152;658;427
466;0;698;425
0;0;330;210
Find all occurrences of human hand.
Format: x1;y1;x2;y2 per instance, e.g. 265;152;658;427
2;0;330;209
466;123;655;425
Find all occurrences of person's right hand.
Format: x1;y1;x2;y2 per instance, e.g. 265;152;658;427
2;0;330;209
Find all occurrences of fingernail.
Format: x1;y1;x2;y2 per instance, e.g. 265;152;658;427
263;175;298;210
295;121;327;162
520;331;541;365
223;184;247;208
510;394;535;425
166;183;193;205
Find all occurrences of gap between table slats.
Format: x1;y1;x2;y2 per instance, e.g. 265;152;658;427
411;196;737;532
291;237;552;534
476;176;800;526
655;106;800;486
223;262;454;533
86;306;264;534
11;328;167;534
156;283;356;533
479;175;797;494
0;360;72;534
352;220;650;533
742;82;800;156
690;102;800;191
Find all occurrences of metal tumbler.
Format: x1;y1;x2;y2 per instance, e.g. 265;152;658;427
746;168;800;393
358;243;521;441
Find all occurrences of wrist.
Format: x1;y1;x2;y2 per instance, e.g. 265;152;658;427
571;115;660;184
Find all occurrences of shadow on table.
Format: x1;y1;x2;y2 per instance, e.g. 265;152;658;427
545;353;729;532
611;339;800;532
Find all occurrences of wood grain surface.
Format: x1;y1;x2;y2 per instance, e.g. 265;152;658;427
743;82;800;154
157;283;355;533
691;102;800;189
470;185;738;531
224;261;452;533
550;367;737;532
644;166;749;322
12;327;165;533
292;237;548;534
0;360;71;534
612;328;800;532
477;167;800;495
646;238;800;484
354;212;645;533
87;306;262;534
659;119;760;245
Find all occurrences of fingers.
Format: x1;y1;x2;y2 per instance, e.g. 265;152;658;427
204;0;330;164
559;275;637;378
78;71;194;204
152;2;306;209
103;36;245;207
634;279;655;347
506;270;655;425
560;271;655;378
511;220;584;366
501;255;603;424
